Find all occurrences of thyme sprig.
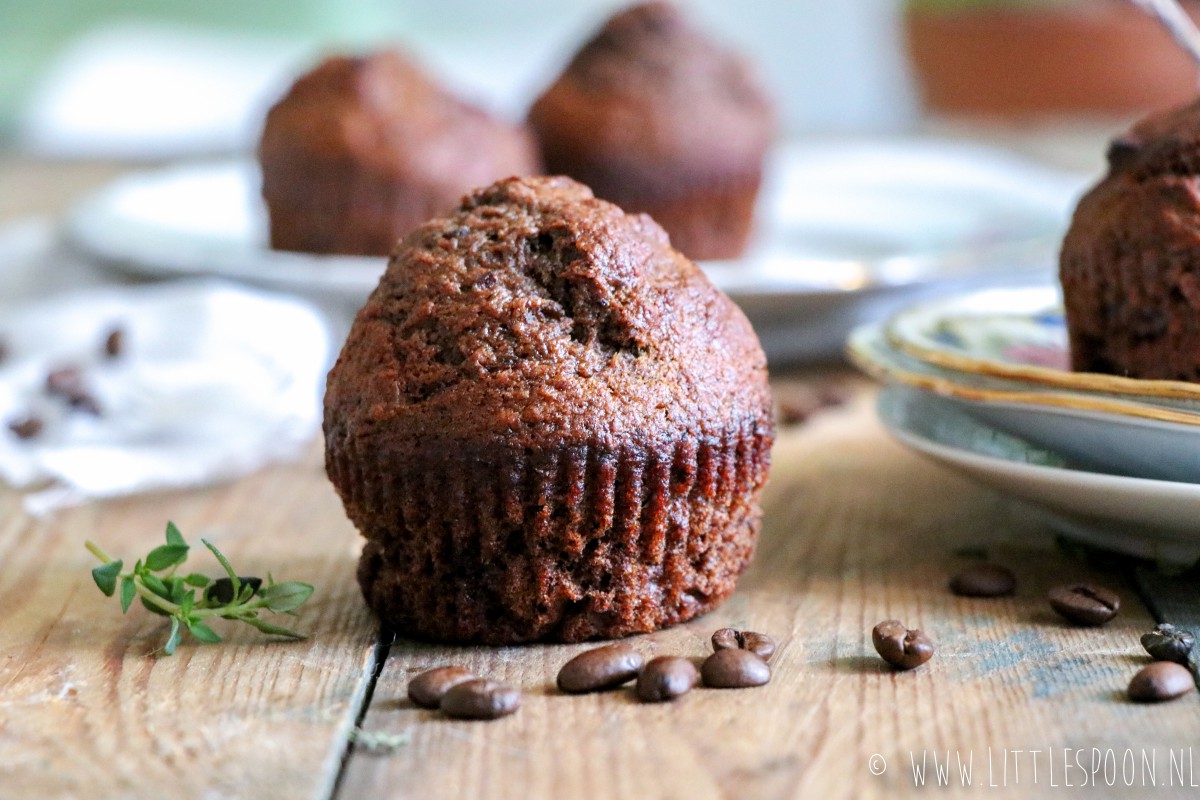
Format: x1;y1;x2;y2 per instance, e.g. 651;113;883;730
86;522;314;655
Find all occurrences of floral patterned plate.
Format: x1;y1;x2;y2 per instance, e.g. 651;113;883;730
848;321;1200;483
884;285;1200;402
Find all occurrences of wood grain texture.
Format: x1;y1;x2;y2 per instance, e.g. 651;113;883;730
340;396;1200;800
0;442;379;800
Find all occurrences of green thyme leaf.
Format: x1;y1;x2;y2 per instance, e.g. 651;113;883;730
119;576;136;613
140;596;171;617
241;616;307;639
164;618;181;655
91;560;122;596
183;573;211;588
186;619;221;644
164;521;185;548
145;544;189;571
141;572;169;598
260;581;314;613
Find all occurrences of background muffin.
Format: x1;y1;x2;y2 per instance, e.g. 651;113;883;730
527;2;775;262
259;50;541;256
1060;97;1200;380
324;175;773;644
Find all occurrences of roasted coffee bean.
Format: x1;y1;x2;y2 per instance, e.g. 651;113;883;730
557;644;644;693
1128;662;1196;703
1047;584;1120;626
636;656;699;703
949;564;1016;597
103;326;124;359
1141;624;1196;665
440;678;521;720
701;648;771;688
44;367;101;415
872;620;934;670
7;414;43;440
710;628;776;660
408;666;476;709
204;576;263;604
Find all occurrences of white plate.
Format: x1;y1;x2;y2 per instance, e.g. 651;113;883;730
849;308;1200;483
64;141;1085;360
879;384;1200;566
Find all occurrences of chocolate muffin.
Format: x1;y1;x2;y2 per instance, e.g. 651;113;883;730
527;2;775;261
324;175;773;644
1060;97;1200;380
259;50;540;256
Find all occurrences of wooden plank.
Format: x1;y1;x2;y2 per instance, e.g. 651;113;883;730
340;395;1200;800
0;441;379;800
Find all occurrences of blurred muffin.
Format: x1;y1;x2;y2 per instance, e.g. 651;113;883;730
259;50;541;256
527;1;774;261
1060;97;1200;380
324;175;774;644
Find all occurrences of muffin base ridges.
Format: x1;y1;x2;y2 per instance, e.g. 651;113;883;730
330;425;772;644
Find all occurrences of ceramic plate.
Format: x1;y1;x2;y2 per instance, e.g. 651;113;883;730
886;285;1200;401
879;384;1200;566
848;319;1200;482
63;141;1084;361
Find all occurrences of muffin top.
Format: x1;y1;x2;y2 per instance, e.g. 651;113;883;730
527;2;774;186
324;175;771;452
1062;96;1200;264
260;50;538;188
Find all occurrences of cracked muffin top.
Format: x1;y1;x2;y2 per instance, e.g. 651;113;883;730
323;175;771;452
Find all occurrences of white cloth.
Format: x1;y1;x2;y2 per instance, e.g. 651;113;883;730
0;280;330;515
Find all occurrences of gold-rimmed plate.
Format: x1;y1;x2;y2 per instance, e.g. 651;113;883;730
884;285;1200;401
848;321;1200;483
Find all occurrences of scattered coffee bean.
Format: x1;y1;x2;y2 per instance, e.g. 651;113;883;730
44;367;101;415
440;678;521;720
1141;624;1196;665
103;326;124;359
204;576;263;604
408;666;477;709
701;648;771;688
949;564;1016;598
1047;584;1120;626
872;620;934;670
557;644;644;693
1127;662;1196;703
710;628;776;660
636;656;699;702
7;414;43;440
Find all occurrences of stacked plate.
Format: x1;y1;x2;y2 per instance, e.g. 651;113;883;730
849;285;1200;566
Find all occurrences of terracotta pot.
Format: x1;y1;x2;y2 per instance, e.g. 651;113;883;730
905;1;1200;117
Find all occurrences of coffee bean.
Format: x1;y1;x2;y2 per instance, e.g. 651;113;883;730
1047;584;1120;626
103;326;124;359
636;656;699;702
7;414;43;440
872;620;934;670
408;666;476;709
45;367;101;415
440;678;521;720
701;649;771;688
710;628;777;660
949;564;1016;597
1141;624;1196;665
557;644;644;693
1128;662;1196;703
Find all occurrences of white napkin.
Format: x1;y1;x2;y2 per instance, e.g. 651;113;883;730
0;281;330;515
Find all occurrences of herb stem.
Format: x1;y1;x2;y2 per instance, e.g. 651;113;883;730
84;539;115;564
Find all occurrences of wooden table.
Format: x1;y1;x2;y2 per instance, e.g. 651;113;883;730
2;152;1198;799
